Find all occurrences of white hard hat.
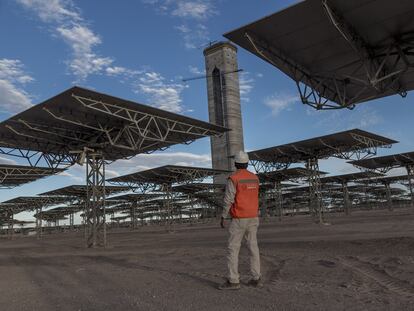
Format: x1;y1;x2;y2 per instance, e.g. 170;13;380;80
234;150;249;164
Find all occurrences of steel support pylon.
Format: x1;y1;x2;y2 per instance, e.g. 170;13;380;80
342;182;351;215
306;158;324;223
69;212;74;231
274;181;283;221
7;212;14;240
85;153;106;248
35;207;42;239
384;182;393;211
162;184;173;232
406;165;414;207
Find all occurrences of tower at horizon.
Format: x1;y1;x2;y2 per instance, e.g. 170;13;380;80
204;42;245;184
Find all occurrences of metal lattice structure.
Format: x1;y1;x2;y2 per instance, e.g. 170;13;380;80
109;193;163;228
0;86;227;247
0;164;65;189
249;129;395;222
172;183;226;221
224;0;414;109
350;152;414;206
257;167;324;220
109;165;230;191
0;196;70;239
40;184;130;245
320;171;383;214
109;166;230;229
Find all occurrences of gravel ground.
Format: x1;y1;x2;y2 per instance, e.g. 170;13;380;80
1;208;414;311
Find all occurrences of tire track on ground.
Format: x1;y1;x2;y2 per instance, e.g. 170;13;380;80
339;256;414;300
260;253;286;287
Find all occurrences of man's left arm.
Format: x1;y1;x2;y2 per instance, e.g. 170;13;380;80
221;178;236;228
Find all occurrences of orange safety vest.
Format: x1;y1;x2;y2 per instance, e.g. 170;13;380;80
229;169;259;218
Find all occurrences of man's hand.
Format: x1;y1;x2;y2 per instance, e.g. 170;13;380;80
220;217;225;228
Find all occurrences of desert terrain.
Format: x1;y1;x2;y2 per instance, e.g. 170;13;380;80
1;208;414;311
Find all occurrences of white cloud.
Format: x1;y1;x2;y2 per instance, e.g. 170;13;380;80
108;152;212;175
143;1;216;49
314;106;383;131
0;59;34;84
57;165;85;183
175;23;209;49
16;0;82;23
188;65;205;75
56;25;114;80
264;93;298;116
17;0;136;82
319;157;359;176
134;71;187;113
0;156;17;165
172;2;213;19
17;0;188;112
143;0;216;20
105;66;140;78
239;72;254;102
0;59;34;113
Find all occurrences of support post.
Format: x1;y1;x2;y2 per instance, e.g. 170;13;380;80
275;181;283;221
8;212;14;240
406;165;414;207
342;182;351;215
130;202;137;230
384;182;393;211
306;158;324;223
36;207;42;239
70;212;74;231
85;152;106;248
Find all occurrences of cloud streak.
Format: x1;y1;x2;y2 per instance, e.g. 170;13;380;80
17;0;188;113
134;72;187;113
239;72;254;103
0;59;34;113
264;93;298;116
60;152;212;183
143;0;217;49
313;106;383;131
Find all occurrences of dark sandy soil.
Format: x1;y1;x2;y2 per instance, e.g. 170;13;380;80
1;208;414;311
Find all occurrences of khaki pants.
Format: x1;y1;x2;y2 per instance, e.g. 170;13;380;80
227;217;261;283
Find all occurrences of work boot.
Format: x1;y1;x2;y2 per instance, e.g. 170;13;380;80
247;278;263;288
218;280;241;290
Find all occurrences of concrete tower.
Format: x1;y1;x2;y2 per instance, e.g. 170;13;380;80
204;42;244;183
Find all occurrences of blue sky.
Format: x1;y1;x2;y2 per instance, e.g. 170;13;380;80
1;0;414;222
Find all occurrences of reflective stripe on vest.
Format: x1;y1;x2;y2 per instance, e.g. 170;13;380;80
229;169;259;218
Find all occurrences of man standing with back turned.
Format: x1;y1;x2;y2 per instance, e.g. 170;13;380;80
219;150;262;290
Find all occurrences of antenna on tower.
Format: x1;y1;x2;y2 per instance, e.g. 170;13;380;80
197;40;218;49
182;69;244;82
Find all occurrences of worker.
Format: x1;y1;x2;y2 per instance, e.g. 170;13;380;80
218;150;262;290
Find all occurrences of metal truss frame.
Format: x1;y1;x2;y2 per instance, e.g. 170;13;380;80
111;167;224;192
341;182;351;215
352;157;414;207
0;88;225;169
306;158;324;223
31;94;224;155
6;211;14;240
0;165;64;188
273;181;283;221
85;152;106;248
407;165;414;206
0;146;76;169
250;160;290;173
251;133;390;174
3;197;70;239
383;182;393;211
244;1;414;110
